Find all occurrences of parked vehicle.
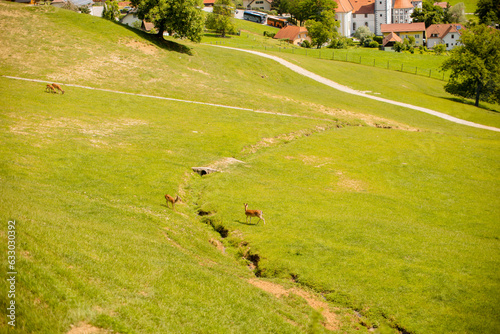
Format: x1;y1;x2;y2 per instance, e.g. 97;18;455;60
243;10;267;24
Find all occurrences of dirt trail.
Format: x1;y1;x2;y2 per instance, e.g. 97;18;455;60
211;45;500;133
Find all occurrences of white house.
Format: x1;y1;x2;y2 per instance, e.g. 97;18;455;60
243;0;273;11
392;0;414;24
352;0;376;35
121;11;141;28
334;0;354;37
426;24;464;50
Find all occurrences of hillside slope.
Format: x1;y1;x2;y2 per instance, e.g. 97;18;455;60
1;3;499;334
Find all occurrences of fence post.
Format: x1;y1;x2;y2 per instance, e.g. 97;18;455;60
373;59;375;67
387;61;389;69
415;67;418;75
401;64;404;72
429;69;431;77
332;51;334;60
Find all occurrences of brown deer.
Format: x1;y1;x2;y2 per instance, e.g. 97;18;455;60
45;84;57;94
165;194;181;211
244;203;265;225
52;83;65;94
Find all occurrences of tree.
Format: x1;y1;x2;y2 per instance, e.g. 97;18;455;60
306;2;339;49
448;2;466;23
433;43;446;55
130;0;204;42
441;25;500;107
306;11;338;48
411;0;446;27
271;0;290;15
102;0;119;21
353;26;373;46
475;0;500;26
206;0;236;37
289;0;336;26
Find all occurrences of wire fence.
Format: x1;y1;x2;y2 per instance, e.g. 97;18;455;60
208;40;451;82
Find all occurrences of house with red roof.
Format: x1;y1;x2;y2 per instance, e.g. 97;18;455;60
426;23;464;50
351;0;375;35
382;31;403;50
381;22;426;46
334;0;354;37
333;0;424;37
273;25;311;46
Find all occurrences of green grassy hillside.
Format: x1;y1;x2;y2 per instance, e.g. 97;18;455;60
1;3;499;334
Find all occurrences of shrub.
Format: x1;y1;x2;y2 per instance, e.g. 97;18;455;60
301;40;312;48
434;43;446;55
263;31;276;38
373;36;383;44
368;40;379;48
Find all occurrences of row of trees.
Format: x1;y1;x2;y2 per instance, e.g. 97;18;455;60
411;0;466;27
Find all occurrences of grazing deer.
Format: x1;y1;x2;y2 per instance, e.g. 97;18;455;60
165;194;181;211
45;84;57;94
244;203;265;225
52;83;65;94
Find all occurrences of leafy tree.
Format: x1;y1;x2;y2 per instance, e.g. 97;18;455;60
306;11;338;48
206;0;236;37
289;0;336;26
448;2;466;23
130;0;204;42
441;25;500;107
271;0;290;15
433;43;446;55
475;0;500;25
353;26;373;45
102;0;119;21
411;0;445;27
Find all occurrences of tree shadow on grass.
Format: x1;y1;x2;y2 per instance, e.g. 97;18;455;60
442;96;500;113
114;22;193;55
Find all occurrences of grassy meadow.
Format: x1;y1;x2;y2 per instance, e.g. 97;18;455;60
1;2;499;334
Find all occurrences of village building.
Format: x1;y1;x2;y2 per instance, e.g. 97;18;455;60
426;23;464;50
334;0;423;37
242;0;273;11
381;22;426;46
273;25;311;46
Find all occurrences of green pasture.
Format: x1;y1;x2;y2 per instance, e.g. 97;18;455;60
1;2;499;334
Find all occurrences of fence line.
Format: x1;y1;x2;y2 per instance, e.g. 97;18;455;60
207;41;450;81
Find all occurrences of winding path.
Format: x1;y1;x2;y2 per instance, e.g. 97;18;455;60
211;45;500;133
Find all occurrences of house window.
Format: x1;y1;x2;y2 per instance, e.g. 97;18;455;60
451;34;455;39
415;34;419;38
446;43;449;47
353;14;356;18
380;14;382;17
365;22;368;26
353;22;356;30
365;14;368;18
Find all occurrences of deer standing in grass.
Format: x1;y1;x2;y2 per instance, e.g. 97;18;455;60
244;203;265;225
165;194;181;211
52;83;65;94
45;84;56;94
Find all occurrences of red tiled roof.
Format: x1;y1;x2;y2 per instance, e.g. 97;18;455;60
382;32;403;46
273;25;308;41
381;22;426;33
433;2;447;9
351;0;375;15
427;24;464;39
393;0;413;9
334;0;354;13
203;0;215;4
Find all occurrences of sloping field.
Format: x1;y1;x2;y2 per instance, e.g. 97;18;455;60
1;3;499;334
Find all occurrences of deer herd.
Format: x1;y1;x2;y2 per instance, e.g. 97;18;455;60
164;194;265;225
45;83;65;94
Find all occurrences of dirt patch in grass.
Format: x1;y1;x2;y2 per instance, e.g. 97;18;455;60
208;157;245;170
242;125;336;154
248;279;340;331
66;322;109;334
123;39;158;56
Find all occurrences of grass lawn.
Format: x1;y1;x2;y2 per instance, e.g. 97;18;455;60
1;2;499;334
